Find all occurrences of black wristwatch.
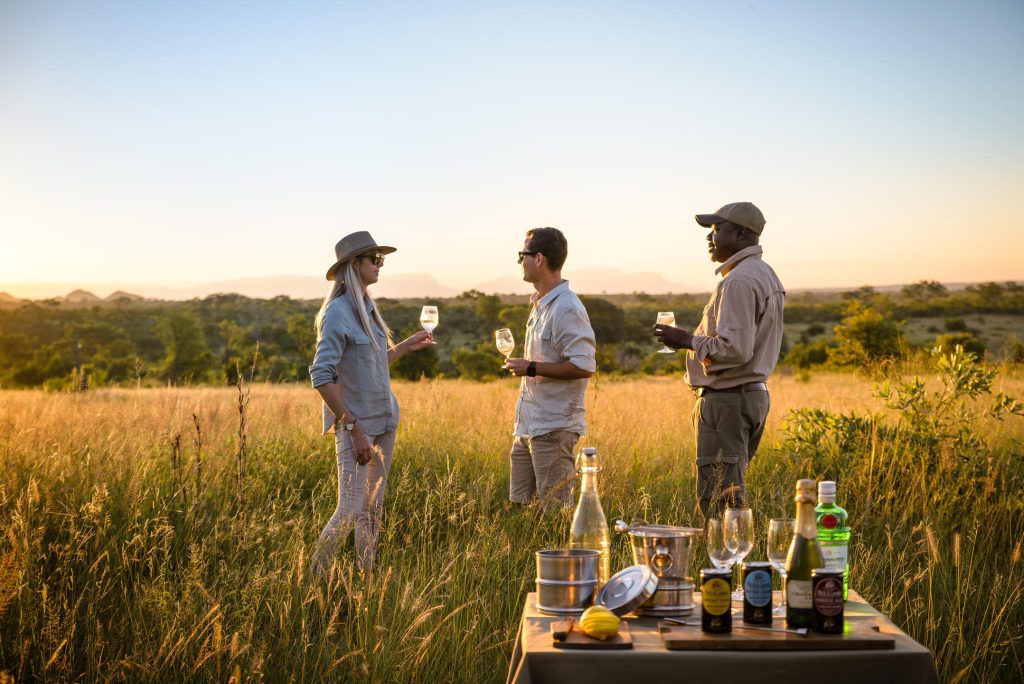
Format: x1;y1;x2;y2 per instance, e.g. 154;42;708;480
526;361;537;377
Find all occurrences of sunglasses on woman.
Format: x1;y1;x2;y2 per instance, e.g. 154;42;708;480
361;253;385;267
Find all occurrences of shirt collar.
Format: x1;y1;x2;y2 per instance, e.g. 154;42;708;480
714;245;763;276
536;279;570;309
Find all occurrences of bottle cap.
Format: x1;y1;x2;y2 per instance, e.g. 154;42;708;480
818;481;837;499
576;447;601;473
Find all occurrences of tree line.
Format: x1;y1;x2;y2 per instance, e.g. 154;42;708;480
1;280;1022;389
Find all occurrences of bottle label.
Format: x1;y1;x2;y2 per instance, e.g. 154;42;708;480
702;578;731;615
821;514;838;529
788;580;813;609
820;542;849;571
744;571;772;607
814;578;844;616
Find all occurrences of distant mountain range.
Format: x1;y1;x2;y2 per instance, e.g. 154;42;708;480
0;276;997;304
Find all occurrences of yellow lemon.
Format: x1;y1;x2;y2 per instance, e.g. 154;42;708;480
578;605;621;640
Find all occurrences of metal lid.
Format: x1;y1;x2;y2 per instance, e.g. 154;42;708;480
597;565;658;616
742;561;772;570
700;567;732;580
812;568;844;577
626;524;702;539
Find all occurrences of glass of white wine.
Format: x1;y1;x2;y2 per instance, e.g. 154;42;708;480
420;305;439;333
656;311;676;353
495;328;515;369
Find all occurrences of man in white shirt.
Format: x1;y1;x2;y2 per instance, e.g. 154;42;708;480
504;227;597;509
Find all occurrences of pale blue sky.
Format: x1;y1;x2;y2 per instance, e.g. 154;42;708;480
1;0;1022;296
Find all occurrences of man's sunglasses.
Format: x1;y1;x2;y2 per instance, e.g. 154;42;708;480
361;253;385;267
517;250;541;264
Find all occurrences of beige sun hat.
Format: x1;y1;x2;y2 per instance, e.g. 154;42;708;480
695;202;766;235
326;231;397;281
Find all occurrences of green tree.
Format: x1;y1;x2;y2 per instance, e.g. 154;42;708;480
901;280;948;303
829;301;905;367
934;332;985;359
579;296;626;344
474;294;504;326
452;343;504;380
158;309;215;384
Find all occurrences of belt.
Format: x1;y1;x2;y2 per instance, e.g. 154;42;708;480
695;382;768;397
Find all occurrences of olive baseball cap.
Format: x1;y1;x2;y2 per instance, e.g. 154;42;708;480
695;202;766;235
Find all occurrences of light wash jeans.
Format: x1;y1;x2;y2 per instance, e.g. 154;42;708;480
310;430;396;576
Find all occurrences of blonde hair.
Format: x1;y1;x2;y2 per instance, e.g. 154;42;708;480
314;257;392;350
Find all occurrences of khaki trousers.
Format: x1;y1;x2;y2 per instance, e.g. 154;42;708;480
310;430;396;576
509;430;579;509
693;390;769;518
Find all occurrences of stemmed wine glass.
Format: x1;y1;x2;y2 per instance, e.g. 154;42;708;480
767;518;795;616
706;517;737;572
495;328;515;370
655;311;676;353
725;506;755;600
420;305;439;333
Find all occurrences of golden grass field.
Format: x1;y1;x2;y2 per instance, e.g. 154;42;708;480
1;369;1022;682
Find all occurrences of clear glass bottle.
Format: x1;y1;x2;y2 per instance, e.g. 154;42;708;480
569;447;610;585
816;480;850;601
785;479;825;629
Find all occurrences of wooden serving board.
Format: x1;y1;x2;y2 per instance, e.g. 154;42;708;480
551;621;634;650
658;621;895;651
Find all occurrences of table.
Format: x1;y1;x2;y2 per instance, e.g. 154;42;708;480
507;591;939;684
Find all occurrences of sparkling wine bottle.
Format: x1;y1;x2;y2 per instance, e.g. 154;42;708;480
785;479;825;629
569;447;610;585
816;480;850;601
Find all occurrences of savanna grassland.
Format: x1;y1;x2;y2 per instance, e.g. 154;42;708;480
1;363;1023;682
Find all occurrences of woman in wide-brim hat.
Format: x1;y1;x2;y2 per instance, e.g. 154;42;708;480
308;230;434;576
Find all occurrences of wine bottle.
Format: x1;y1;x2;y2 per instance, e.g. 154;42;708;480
785;479;825;629
816;480;850;601
569;447;610;585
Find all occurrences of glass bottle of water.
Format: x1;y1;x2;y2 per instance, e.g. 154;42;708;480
569;447;610;585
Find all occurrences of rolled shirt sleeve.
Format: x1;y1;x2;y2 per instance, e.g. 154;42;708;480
553;306;597;373
691;278;757;372
308;305;346;388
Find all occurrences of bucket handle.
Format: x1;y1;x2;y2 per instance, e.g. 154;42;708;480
652;545;674;573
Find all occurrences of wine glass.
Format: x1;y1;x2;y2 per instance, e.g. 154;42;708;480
495;328;515;367
767;518;795;616
655;311;676;353
706;517;736;572
725;506;754;600
420;305;439;332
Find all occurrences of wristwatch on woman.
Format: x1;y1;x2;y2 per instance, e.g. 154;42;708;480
526;361;537;377
342;417;357;432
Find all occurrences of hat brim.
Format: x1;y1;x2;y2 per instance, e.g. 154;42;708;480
695;213;725;227
326;245;398;280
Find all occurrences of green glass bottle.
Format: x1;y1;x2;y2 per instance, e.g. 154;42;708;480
816;480;850;601
785;479;824;629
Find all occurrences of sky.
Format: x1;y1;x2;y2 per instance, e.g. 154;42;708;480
1;0;1023;298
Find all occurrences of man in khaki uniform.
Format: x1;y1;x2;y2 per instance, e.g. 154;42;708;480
654;202;785;517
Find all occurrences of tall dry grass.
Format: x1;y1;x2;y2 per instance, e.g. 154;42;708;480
0;370;1022;681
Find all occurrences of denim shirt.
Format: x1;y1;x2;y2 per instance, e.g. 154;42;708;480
513;280;597;438
308;295;399;436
